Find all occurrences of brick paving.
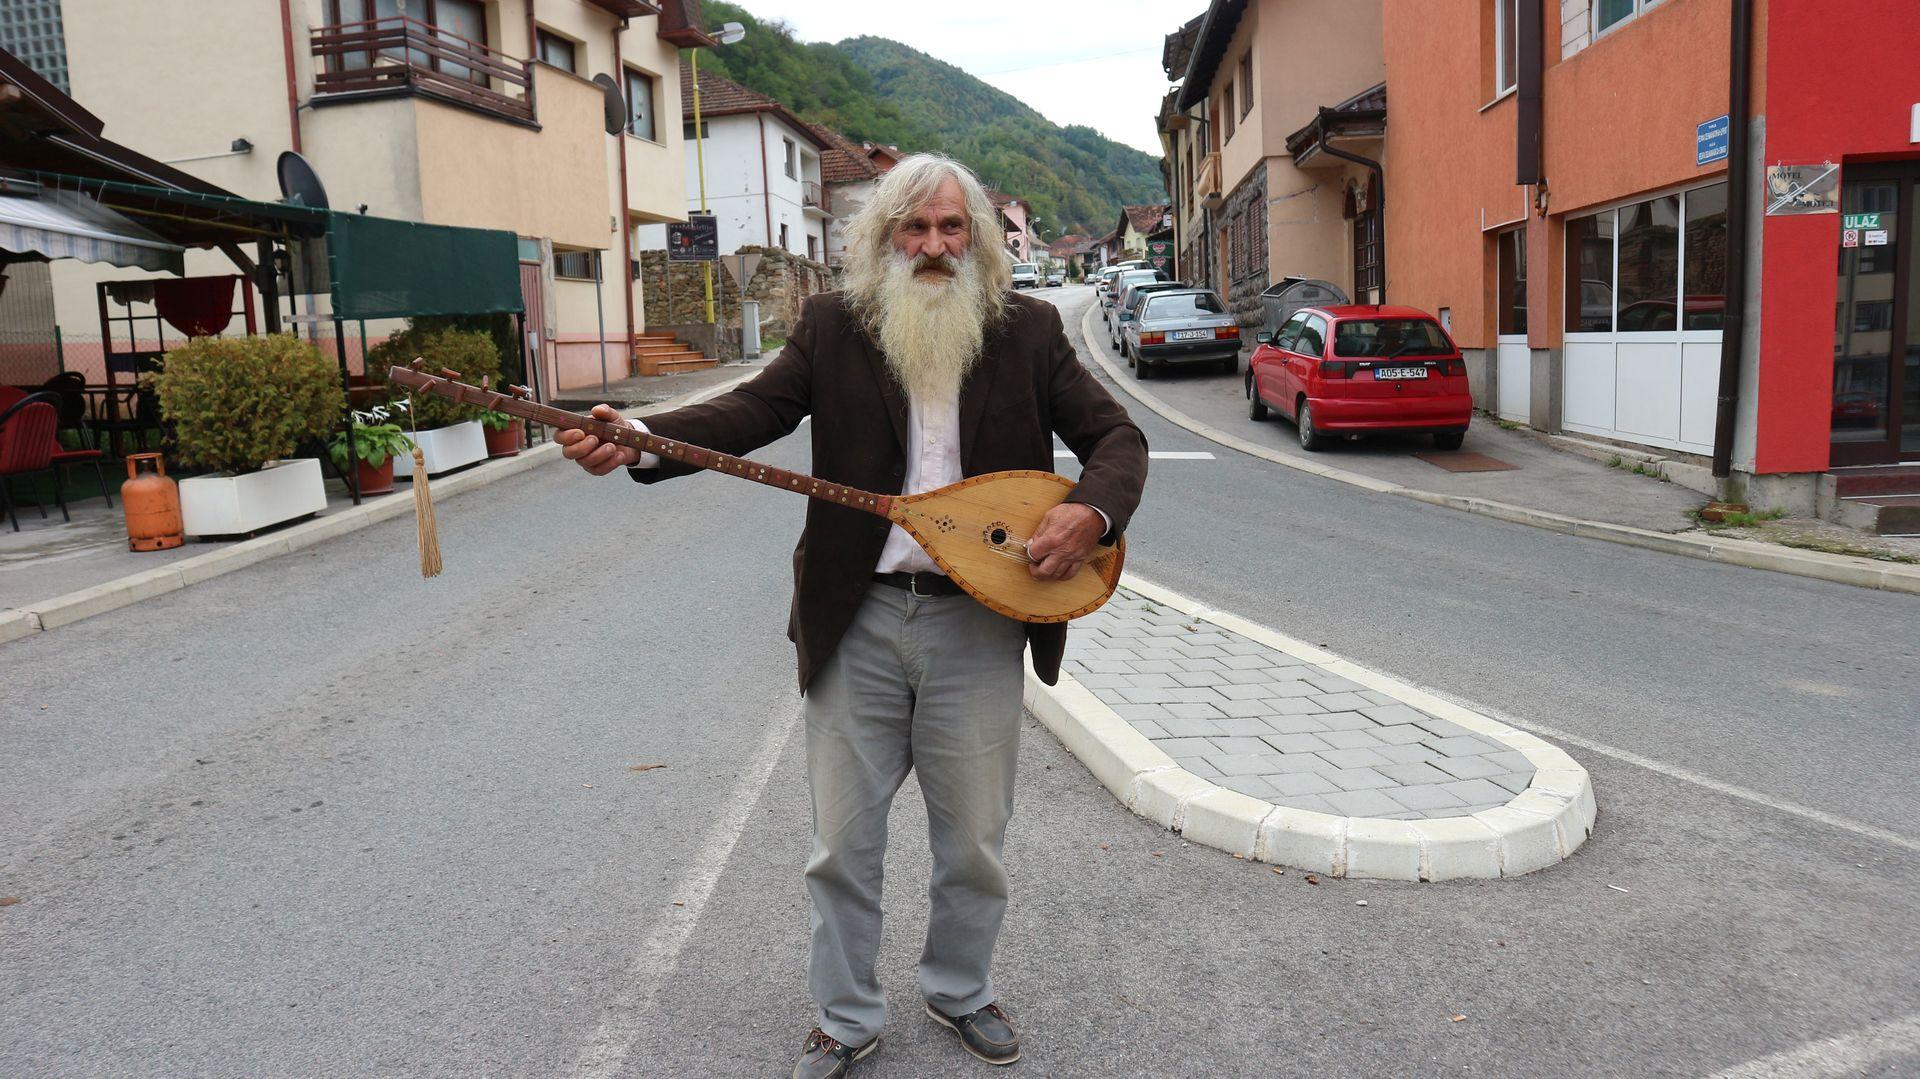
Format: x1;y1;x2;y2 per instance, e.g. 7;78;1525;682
1063;589;1535;820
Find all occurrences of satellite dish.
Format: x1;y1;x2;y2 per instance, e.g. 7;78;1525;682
592;73;626;136
276;151;330;211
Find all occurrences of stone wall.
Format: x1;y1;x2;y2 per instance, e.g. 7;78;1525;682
638;245;834;353
1220;167;1271;327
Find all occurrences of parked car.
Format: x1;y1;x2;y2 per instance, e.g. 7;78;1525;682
1111;279;1188;350
1123;288;1240;378
1046;272;1064;287
1246;305;1472;451
1102;269;1164;326
1011;262;1040;289
1095;266;1125;300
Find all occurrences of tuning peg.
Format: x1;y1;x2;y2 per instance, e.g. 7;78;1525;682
506;384;532;399
480;375;491;392
408;357;426;371
439;367;464;380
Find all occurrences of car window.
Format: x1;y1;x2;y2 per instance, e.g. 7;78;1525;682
1331;318;1451;357
1144;293;1225;319
1274;312;1309;351
1295;316;1328;358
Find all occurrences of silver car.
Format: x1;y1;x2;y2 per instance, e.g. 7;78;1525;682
1102;269;1164;327
1110;279;1188;349
1123;288;1241;379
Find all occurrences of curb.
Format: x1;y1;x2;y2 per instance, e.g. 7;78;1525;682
0;372;759;646
1026;573;1596;881
1077;302;1920;596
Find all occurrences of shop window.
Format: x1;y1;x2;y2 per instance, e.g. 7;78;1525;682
1682;183;1728;330
1497;228;1527;335
1238;52;1253;120
536;29;576;73
1616;195;1679;331
1495;0;1519;95
1565;212;1616;333
625;68;657;140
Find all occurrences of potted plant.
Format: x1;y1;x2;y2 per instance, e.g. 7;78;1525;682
151;333;344;536
477;408;523;458
367;326;502;476
327;402;416;495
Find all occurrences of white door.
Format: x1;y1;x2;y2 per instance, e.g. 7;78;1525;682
1496;336;1530;422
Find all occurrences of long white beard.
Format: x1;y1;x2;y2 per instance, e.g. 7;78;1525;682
870;252;990;403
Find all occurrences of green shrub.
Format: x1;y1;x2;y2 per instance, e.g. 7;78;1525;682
366;326;502;429
152;334;344;474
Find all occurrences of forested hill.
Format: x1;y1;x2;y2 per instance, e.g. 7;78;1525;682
694;4;1166;237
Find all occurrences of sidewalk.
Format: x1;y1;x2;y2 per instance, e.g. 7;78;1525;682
1074;299;1920;593
0;360;761;632
1027;578;1595;881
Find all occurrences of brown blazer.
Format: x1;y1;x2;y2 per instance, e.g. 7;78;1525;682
633;289;1148;692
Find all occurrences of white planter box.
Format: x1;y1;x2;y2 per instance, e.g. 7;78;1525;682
179;457;327;537
396;421;487;478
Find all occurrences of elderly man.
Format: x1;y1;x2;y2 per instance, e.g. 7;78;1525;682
560;154;1147;1077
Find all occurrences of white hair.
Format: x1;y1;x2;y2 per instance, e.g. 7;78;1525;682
840;153;1013;334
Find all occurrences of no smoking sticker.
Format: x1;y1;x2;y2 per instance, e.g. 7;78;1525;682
1842;229;1860;248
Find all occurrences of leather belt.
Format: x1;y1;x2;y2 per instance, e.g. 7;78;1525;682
872;571;965;598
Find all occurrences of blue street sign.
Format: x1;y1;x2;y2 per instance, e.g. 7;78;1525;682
1697;115;1730;166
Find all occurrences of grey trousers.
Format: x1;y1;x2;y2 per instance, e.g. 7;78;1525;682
802;584;1028;1046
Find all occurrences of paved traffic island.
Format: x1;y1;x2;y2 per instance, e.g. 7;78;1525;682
1026;578;1595;881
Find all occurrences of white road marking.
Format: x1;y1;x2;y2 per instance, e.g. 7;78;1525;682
572;703;805;1077
1053;449;1215;460
1705;1013;1920;1078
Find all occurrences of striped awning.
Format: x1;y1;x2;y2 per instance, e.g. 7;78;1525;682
0;188;184;273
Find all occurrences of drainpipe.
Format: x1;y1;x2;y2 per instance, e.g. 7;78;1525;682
758;113;774;247
613;18;637;360
277;0;302;153
1315;107;1385;303
526;0;537;59
1711;0;1755;481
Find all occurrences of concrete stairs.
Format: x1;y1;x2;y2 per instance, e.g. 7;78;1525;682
1819;464;1920;536
632;331;716;376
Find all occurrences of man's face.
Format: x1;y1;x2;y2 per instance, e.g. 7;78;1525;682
890;177;971;279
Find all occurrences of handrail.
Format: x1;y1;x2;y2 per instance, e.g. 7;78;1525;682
311;15;535;123
802;180;829;212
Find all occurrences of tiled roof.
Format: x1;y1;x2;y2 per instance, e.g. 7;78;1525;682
1046;235;1086;258
679;61;829;148
1123;203;1170;234
808;123;880;184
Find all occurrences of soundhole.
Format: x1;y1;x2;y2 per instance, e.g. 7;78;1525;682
989;527;1008;545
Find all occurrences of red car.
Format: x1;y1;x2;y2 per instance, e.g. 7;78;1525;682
1247;305;1472;451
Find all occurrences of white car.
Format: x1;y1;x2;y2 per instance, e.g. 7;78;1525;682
1011;262;1040;289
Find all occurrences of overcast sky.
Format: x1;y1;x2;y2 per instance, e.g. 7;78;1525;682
718;0;1210;156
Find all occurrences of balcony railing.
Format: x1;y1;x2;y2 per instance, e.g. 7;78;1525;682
1194;152;1223;210
802;180;830;213
311;16;535;125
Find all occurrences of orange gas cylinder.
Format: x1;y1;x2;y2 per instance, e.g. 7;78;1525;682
122;453;183;551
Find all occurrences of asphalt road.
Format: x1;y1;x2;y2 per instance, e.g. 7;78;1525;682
3;284;1916;1078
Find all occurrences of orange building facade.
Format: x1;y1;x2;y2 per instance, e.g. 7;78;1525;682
1384;0;1920;510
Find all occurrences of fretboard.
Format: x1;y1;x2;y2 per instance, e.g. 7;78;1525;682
388;366;894;516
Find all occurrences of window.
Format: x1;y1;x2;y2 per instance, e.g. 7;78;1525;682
625;68;656;140
783;138;796;180
807;235;818;260
553;249;596;281
1495;0;1519;94
1334;319;1451;357
1275;312;1308;351
1296;315;1328;358
1565;182;1725;334
1497;228;1528;335
1223;83;1236;142
780;223;790;251
1237;52;1253;120
682;120;707;141
1595;0;1660;36
1145;292;1226;319
536;29;576;73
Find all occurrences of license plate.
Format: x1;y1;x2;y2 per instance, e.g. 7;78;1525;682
1171;329;1211;341
1375;366;1428;380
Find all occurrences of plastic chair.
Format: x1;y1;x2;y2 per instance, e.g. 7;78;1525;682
0;393;64;531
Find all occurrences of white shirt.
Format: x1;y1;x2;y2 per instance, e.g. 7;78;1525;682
628;403;1108;576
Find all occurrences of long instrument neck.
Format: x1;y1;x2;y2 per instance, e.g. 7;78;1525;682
405;370;894;517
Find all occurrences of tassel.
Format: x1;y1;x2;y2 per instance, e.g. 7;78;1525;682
411;446;443;578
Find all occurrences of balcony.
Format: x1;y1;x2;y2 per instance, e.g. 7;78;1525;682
311;16;535;126
802;180;831;215
1194;152;1223;211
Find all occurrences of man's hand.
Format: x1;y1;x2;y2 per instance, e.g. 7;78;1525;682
1024;502;1106;582
557;404;642;476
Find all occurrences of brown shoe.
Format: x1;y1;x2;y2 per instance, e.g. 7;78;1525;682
925;1001;1021;1065
791;1028;878;1079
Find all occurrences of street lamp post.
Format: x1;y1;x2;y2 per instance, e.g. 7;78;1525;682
690;22;746;326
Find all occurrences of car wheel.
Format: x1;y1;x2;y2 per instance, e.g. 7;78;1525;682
1433;430;1466;451
1219;356;1237;376
1137;357;1153;380
1247;376;1269;421
1125;344;1135;367
1297;399;1325;451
